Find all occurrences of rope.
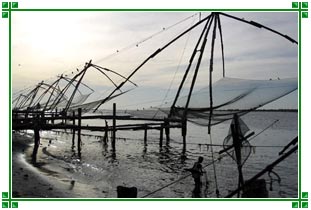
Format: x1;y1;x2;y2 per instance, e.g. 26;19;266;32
152;16;197;119
14;13;199;97
209;133;220;197
140;119;280;198
248;119;279;141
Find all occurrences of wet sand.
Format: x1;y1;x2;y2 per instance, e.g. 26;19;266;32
12;132;101;198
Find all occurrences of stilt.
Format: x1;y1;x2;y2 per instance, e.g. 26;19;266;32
77;108;82;158
164;118;170;144
51;113;55;124
182;118;187;154
32;117;40;163
103;120;108;146
41;111;45;124
159;124;163;148
112;103;116;154
144;126;147;146
72;111;75;150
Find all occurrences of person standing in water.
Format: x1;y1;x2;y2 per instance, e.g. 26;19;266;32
191;156;204;194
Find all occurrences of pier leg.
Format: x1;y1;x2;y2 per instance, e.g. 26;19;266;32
72;111;75;150
159;125;163;148
77;108;82;158
112;103;116;155
182;118;187;154
41;112;45;125
164;118;170;145
104;120;108;146
144;126;148;147
51;113;55;124
32;118;40;164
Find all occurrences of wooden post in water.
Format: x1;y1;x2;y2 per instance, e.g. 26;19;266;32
159;124;163;148
51;112;55;124
164;118;170;144
32;115;40;163
62;108;65;124
41;111;45;125
144;125;148;146
112;103;116;154
72;111;75;150
103;120;108;146
182;118;187;154
77;108;82;158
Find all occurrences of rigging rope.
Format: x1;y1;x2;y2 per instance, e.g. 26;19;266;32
152;16;197;119
209;133;220;197
95;13;199;65
140;118;280;198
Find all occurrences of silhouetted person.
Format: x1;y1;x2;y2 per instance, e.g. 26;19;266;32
191;156;204;194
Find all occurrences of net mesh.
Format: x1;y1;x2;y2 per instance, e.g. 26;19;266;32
159;77;297;126
223;115;251;166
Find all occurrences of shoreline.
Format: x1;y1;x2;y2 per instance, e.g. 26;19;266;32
12;132;102;198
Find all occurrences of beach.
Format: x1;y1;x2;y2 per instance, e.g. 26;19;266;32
12;132;101;198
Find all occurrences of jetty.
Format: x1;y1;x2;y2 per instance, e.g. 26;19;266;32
13;104;186;162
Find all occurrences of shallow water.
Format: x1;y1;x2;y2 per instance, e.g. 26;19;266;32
28;111;297;198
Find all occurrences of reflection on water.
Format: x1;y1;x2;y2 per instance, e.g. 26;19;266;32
27;111;297;198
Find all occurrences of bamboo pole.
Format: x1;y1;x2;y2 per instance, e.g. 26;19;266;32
112;103;116;154
144;126;148;146
32;115;40;163
72;111;75;150
159;124;163;148
182;118;187;153
164;118;170;144
77;108;82;158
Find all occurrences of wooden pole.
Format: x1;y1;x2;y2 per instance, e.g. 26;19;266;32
51;112;55;124
144;126;148;146
112;103;116;154
164;118;170;144
32;116;40;163
72;111;75;150
182;118;187;154
77;108;82;158
159;124;163;148
104;120;108;146
41;111;45;125
225;144;298;198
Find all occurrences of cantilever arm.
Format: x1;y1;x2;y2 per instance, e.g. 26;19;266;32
218;12;298;44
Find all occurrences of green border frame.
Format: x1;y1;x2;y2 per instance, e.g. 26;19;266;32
1;1;309;208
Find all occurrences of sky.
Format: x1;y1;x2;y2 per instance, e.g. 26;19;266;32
12;11;298;110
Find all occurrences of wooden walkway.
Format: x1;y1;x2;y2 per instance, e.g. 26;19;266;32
12;103;186;163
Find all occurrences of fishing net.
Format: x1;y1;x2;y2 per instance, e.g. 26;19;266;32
160;77;297;126
223;115;252;166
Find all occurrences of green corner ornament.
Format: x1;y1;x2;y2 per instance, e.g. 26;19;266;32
302;12;308;18
2;202;8;208
302;202;308;208
11;202;18;208
1;2;8;8
12;2;18;8
292;202;299;208
302;2;308;8
2;11;8;18
302;192;309;198
1;193;8;199
292;2;299;8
